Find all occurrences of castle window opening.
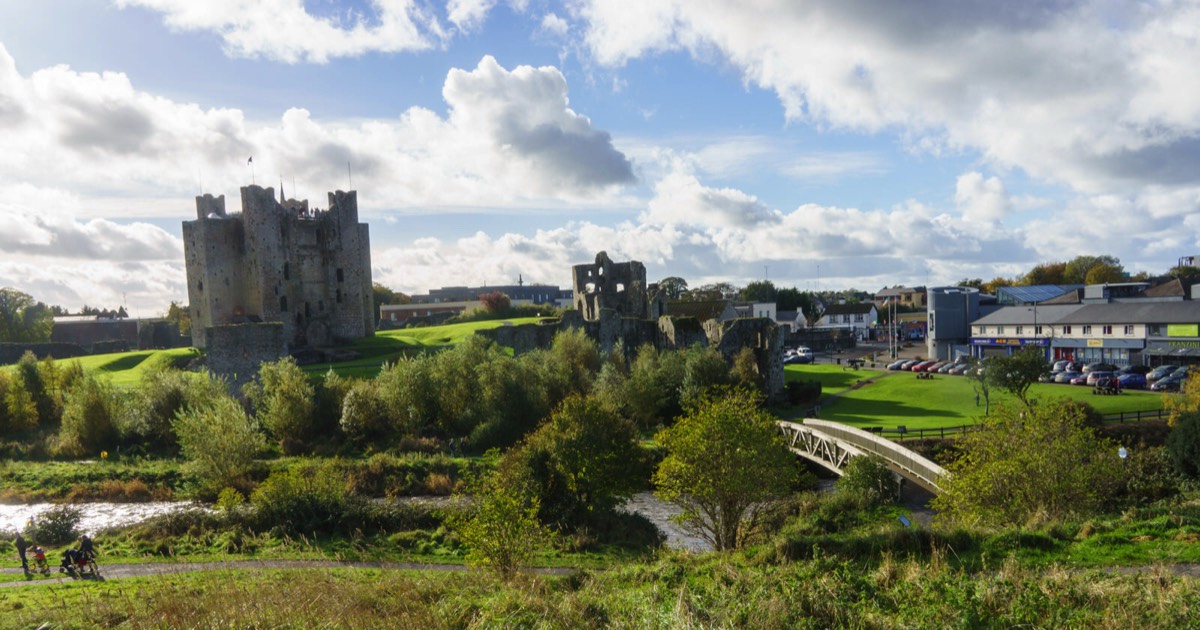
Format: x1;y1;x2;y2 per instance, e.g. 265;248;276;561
336;288;342;303
617;283;625;293
305;303;311;318
337;268;344;282
284;263;290;280
319;300;324;312
586;282;597;293
280;296;288;312
197;281;203;292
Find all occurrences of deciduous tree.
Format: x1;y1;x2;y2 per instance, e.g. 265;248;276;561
654;388;798;550
985;346;1048;409
657;276;689;300
0;288;53;343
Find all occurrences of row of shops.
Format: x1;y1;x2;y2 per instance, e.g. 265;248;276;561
968;307;1200;368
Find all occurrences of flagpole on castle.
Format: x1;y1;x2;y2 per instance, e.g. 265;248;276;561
248;156;255;185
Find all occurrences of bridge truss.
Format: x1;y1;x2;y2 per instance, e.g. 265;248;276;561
778;419;947;494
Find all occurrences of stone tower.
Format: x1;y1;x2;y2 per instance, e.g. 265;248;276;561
571;251;650;321
182;185;374;350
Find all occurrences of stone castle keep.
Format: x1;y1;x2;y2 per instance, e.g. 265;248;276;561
183;185;373;358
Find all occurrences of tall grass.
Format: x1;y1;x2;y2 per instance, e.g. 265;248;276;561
4;556;1197;628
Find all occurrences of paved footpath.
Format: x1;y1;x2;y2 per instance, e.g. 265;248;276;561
0;560;573;588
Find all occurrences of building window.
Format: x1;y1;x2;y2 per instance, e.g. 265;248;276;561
1062;325;1072;334
997;325;1005;334
1083;325;1092;335
1149;324;1162;336
1016;326;1024;335
855;313;863;322
1124;325;1134;335
1035;325;1043;336
1102;325;1112;335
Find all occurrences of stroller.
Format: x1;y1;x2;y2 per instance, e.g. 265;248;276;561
59;548;99;579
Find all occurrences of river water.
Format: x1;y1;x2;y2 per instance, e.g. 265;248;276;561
1;484;931;553
0;502;201;536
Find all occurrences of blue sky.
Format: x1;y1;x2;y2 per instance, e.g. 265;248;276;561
0;0;1197;315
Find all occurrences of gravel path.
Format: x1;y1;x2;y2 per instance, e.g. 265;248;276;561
0;559;574;588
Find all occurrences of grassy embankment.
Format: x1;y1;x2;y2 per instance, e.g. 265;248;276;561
3;496;1199;628
783;364;1166;429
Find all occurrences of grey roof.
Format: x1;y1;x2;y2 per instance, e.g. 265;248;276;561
971;305;1084;326
1055;301;1200;324
974;301;1200;326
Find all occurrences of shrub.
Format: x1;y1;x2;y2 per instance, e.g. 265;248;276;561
838;455;900;507
57;375;121;457
173;394;265;497
244;357;315;453
933;399;1123;527
1166;412;1200;479
498;395;646;530
25;505;82;546
447;469;553;581
339;380;388;443
128;369;229;453
250;461;359;536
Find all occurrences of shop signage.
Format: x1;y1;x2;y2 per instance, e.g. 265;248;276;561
1087;339;1104;347
1168;324;1199;337
970;337;1049;346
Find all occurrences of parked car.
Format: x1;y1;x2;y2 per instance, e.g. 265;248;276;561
938;361;961;374
794;346;814;363
1147;365;1182;382
1055;370;1083;384
887;359;908;370
899;359;920;370
925;361;948;373
1116;373;1148;389
1051;359;1080;373
1082;362;1119;374
1086;371;1115;386
1151;371;1188;391
911;360;938;372
948;363;972;375
1070;374;1090;385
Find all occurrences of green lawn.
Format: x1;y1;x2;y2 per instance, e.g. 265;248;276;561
811;371;1167;430
300;317;548;378
783;364;876;396
33;319;550;383
59;347;201;387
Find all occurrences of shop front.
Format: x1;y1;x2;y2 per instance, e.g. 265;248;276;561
969;336;1049;359
1051;338;1143;367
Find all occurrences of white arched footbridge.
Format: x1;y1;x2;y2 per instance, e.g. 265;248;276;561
777;419;947;494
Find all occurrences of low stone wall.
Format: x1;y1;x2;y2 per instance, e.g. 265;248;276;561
0;343;89;365
204;323;286;389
